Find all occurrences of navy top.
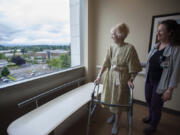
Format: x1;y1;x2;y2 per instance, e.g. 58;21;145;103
148;48;165;81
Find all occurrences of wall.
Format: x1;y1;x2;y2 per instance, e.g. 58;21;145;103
88;0;180;111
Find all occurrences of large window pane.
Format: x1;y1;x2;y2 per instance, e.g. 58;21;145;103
0;0;81;87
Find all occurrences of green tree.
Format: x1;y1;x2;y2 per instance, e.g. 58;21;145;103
0;53;6;59
11;56;26;65
60;54;71;68
48;58;62;68
0;66;16;81
24;54;30;59
47;53;71;69
21;48;27;56
1;66;10;76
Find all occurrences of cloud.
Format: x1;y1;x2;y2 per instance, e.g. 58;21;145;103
0;23;23;41
0;0;70;45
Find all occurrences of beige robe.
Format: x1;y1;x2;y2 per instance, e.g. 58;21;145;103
101;43;142;113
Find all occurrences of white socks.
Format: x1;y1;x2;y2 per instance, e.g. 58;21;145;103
112;119;119;134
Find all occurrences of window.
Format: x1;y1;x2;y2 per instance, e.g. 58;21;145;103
0;0;81;87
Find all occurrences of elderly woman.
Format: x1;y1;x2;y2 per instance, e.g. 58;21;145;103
95;23;142;134
143;19;180;135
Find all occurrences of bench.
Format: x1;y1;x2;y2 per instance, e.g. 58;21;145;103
7;83;102;135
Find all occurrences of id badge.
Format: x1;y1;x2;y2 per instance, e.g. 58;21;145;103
160;61;169;68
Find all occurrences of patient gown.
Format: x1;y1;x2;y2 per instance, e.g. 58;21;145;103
101;43;142;113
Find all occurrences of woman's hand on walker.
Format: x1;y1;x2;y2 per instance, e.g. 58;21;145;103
128;80;134;89
94;77;101;84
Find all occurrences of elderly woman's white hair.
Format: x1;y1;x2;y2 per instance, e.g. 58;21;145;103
111;23;129;39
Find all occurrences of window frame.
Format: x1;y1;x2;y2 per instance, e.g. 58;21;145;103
0;0;87;89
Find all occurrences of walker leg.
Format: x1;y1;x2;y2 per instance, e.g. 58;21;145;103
128;107;133;135
86;100;93;135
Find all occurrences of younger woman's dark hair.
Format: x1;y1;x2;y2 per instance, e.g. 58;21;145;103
160;19;180;45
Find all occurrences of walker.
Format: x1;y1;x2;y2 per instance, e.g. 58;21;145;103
86;84;133;135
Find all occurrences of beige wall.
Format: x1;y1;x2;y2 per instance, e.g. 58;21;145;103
88;0;180;111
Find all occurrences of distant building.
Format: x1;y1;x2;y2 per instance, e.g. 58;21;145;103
32;50;69;59
5;53;13;57
16;49;21;52
34;52;47;59
50;50;68;58
27;51;35;59
0;50;12;53
15;52;23;56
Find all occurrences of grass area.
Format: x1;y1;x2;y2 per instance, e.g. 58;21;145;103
7;65;19;69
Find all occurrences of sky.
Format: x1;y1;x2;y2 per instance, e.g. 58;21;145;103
0;0;70;45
